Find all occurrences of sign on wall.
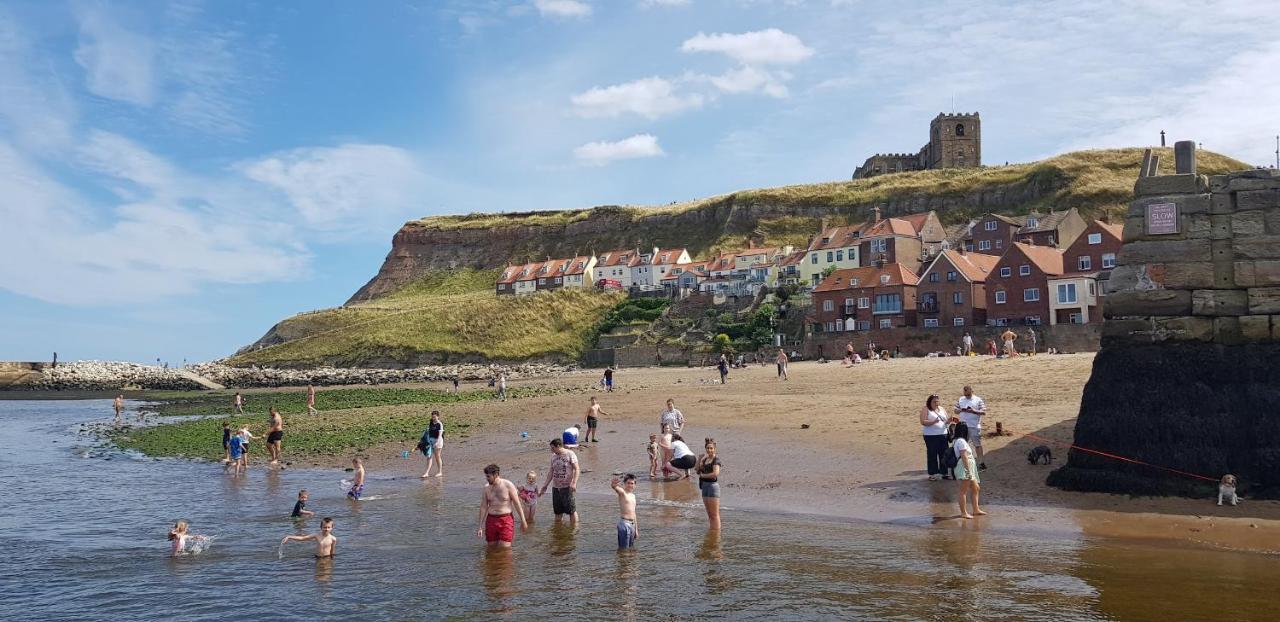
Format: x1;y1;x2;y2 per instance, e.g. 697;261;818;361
1146;202;1180;235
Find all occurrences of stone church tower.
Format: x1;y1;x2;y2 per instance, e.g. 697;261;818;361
852;112;982;179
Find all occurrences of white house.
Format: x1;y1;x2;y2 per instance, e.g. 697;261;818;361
593;249;642;287
628;246;663;287
636;247;691;287
1047;274;1100;325
562;255;597;289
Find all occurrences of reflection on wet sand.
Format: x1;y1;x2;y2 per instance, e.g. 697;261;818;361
314;556;334;584
548;521;577;558
480;547;517;613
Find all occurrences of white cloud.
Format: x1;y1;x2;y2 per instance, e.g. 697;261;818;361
241;144;431;233
72;4;157;106
574;134;664;166
708;66;790;98
681;28;814;65
534;0;592;18
570;77;704;119
0;10;77;153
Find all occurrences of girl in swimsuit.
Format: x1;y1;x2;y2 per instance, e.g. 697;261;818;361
168;520;207;556
519;471;540;524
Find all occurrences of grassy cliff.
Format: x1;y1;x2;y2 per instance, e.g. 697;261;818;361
229;269;625;367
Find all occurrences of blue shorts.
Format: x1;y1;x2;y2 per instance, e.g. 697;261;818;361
617;518;636;548
230;448;243;459
347;483;364;500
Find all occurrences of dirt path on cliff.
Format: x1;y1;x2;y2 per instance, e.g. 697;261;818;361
318;354;1280;554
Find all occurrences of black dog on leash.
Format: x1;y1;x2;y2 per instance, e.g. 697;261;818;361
1027;445;1053;465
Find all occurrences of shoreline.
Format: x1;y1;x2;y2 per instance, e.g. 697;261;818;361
66;356;1280;556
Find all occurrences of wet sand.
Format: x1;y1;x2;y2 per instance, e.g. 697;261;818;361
310;354;1279;555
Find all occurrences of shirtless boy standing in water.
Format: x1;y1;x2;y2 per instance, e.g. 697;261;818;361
281;517;337;557
477;464;527;549
347;457;365;500
113;394;124;423
612;475;639;549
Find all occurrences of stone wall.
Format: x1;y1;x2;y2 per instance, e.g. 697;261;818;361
803;324;1100;358
1051;146;1280;499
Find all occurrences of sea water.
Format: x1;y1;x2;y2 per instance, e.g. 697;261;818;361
2;399;1278;621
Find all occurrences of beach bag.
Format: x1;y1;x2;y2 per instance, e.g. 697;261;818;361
943;445;960;470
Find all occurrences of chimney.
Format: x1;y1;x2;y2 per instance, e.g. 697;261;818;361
872;205;882;223
820;216;830;232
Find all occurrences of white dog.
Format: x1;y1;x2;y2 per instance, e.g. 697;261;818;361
1217;474;1239;506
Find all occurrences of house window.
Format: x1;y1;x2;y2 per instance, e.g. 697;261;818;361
924;318;939;328
870;239;888;253
826;322;835;332
858;320;871;330
1000;267;1011;278
835;319;844;332
1069;312;1084;324
1024;288;1040;302
979;240;992;251
929;273;940;283
498;284;505;290
823;300;834;312
953;292;964;304
1019;265;1031;276
1088;233;1102;245
984;221;998;231
1058;283;1078;304
1027;217;1039;228
1102;253;1116;268
844;297;854;308
538;278;546;285
995;318;1009;326
946;271;957;282
836;250;844;262
879;318;893;329
880;275;890;284
1026;315;1042;325
554;277;562;284
811;253;818;264
953;317;966;327
995;291;1007;304
1089;281;1096;297
995;238;1003;249
873;294;902;314
857;297;870;308
827;251;834;263
1078;256;1092;271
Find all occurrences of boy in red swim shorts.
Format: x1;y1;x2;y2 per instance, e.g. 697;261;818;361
477;464;528;548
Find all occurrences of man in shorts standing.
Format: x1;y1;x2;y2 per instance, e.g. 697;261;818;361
955;385;988;471
306;384;318;415
1000;328;1018;357
585;397;610;443
611;475;639;549
1025;327;1038;356
477;464;527;549
267;406;284;464
539;439;580;525
775;349;789;380
602;366;615;392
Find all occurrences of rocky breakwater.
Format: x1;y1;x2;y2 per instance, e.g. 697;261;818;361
191;362;577;388
1049;144;1280;499
7;361;579;392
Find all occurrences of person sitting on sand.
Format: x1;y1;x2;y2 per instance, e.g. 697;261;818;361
669;433;696;479
281;517;337;557
950;422;986;519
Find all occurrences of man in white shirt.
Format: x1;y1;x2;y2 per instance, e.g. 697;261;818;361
955;385;987;471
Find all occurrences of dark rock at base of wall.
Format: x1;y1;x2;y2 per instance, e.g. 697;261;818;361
1048;342;1280;499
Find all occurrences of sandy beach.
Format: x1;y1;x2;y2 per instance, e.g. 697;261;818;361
309;354;1280;555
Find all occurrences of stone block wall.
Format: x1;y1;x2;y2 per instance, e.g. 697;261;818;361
1051;160;1280;499
803;324;1099;358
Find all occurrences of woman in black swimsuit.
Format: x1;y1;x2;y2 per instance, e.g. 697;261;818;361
695;438;722;531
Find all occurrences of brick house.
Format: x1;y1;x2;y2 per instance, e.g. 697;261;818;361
496;263;525;295
1013;208;1087;248
964;213;1024;254
1062;220;1123;274
985;242;1065;326
916;249;1001;328
811;262;920;333
858;217;927;274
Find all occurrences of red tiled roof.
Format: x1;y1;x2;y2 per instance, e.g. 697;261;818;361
862;217;917;238
813;263;920;293
1098;221;1123;240
565;256;593;276
808;225;864;251
780;250;806;267
1010;242;1065;275
498;264;526;285
651;248;688;265
900;212;932;234
598;249;640;268
927;250;1001;283
517;261;545;281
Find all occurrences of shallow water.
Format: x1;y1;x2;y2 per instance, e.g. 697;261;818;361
3;400;1278;621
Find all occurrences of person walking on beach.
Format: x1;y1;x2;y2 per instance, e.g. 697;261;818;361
585;397;609;443
452;376;460;394
962;332;973;356
775;349;789;380
477;464;527;549
267;407;284;465
306;385;318;415
497;373;507;401
669;433;696;479
281;517;337;557
113;394;124;424
1025;327;1038;356
950;422;986;519
234;392;244;415
602;366;615;392
1000;328;1017;357
955;386;987;471
540;439;580;524
418;410;445;478
717;354;729;384
919;394;949;481
696;438;723;530
611;475;639;549
660;399;685;433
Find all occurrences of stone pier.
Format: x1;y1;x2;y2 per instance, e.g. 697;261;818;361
1048;148;1280;499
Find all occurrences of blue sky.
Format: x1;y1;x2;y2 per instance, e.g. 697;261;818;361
2;0;1278;364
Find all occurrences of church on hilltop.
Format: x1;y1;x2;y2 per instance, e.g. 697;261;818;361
852;112;981;179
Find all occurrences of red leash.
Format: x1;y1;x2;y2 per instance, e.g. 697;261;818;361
1014;429;1220;483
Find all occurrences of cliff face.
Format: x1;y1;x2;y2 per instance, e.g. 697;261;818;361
348;175;1061;303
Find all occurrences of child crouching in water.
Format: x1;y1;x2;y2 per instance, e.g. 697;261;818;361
168;519;208;556
519;470;540;524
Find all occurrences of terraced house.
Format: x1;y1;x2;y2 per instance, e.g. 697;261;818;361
800;225;863;286
916;249;1001;328
593;249;643;287
810;262;920;333
984;242;1065;326
496;256;597;295
963;208;1088;252
635;248;691;287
